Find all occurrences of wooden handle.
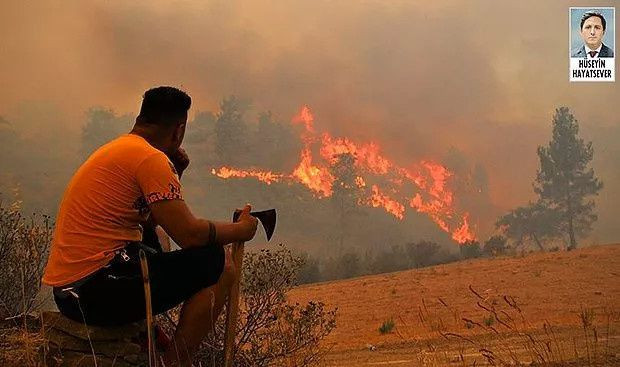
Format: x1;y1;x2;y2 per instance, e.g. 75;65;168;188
139;249;156;367
223;241;245;367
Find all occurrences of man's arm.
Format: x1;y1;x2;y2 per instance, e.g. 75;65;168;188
148;200;257;249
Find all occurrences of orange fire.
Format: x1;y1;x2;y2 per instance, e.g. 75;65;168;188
211;167;283;185
211;105;477;243
291;148;334;197
367;185;405;219
452;214;476;243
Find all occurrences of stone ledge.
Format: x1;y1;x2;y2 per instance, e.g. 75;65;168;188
42;312;144;342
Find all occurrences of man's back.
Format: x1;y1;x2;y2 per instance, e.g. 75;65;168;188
43;134;183;287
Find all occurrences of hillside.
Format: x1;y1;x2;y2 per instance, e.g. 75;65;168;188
288;244;620;366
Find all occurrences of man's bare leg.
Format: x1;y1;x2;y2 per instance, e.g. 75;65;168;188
162;251;235;366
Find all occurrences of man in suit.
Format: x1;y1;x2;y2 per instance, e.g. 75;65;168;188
571;11;614;58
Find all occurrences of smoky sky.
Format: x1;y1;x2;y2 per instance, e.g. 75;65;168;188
1;0;618;243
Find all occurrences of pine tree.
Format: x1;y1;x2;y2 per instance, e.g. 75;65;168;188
534;107;602;250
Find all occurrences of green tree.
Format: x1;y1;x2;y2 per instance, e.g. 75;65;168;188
496;202;560;251
534;107;603;250
214;96;250;165
80;107;130;160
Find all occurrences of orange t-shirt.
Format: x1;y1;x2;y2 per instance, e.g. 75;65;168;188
42;134;183;287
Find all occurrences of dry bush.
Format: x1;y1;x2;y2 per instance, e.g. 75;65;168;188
160;244;337;367
0;200;52;319
0;317;47;367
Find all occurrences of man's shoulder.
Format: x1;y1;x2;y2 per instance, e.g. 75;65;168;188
600;44;615;58
98;134;163;161
79;135;165;178
571;46;586;58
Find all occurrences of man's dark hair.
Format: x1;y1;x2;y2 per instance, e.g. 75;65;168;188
580;11;606;31
137;86;191;127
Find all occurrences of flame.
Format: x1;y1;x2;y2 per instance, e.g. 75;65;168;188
211;105;477;243
291;148;334;197
212;167;283;185
452;214;476;244
320;135;391;174
367;185;405;219
292;105;315;136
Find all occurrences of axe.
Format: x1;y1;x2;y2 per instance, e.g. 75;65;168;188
223;209;276;367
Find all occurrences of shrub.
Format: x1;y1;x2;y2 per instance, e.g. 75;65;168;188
460;240;482;259
483;235;508;256
0;201;51;319
296;253;322;284
367;245;409;274
162;244;337;367
406;240;440;268
483;315;494;327
323;251;362;280
378;318;395;334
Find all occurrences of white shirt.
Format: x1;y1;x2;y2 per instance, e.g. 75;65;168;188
585;44;603;59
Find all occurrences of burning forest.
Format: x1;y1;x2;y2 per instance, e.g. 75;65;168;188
212;105;476;244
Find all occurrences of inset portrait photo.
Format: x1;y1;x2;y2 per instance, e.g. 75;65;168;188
569;7;615;82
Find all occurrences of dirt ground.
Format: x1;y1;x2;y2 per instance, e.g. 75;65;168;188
288;244;620;366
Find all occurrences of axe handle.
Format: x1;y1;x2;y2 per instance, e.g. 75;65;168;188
223;241;244;367
139;250;157;367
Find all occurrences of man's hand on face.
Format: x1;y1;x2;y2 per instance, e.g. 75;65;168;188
169;147;190;178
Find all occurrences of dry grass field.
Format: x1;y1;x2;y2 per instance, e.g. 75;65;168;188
1;244;618;366
289;244;620;366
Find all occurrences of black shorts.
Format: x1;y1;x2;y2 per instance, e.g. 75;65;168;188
53;242;225;326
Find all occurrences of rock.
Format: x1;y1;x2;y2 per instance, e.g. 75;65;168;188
42;312;143;342
46;328;141;357
42;312;147;367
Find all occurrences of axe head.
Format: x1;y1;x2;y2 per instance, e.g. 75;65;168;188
232;208;277;241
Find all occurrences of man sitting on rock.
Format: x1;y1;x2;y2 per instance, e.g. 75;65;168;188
42;86;258;366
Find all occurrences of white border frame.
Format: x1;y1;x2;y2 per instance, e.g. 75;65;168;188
569;6;615;82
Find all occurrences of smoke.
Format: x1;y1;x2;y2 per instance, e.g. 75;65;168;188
1;0;618;243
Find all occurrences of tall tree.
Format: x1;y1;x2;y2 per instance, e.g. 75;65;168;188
214;96;249;166
534;107;602;250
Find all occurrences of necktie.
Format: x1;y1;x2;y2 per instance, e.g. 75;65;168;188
588;51;598;58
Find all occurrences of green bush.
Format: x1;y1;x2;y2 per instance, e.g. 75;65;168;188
379;318;395;334
460;240;482;259
406;240;441;268
483;315;495;327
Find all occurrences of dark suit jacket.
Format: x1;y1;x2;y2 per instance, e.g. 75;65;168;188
571;44;614;58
